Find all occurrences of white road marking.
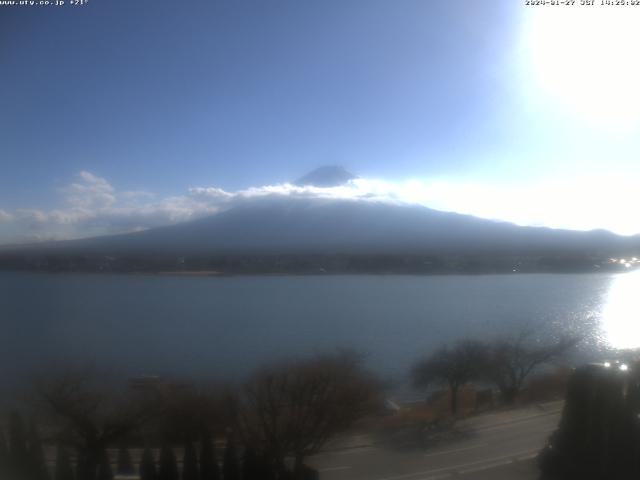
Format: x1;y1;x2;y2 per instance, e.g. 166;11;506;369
473;410;561;433
319;466;352;472
517;451;539;462
415;474;452;480
457;450;539;475
458;458;515;474
454;448;541;476
483;426;555;443
423;443;487;458
333;447;374;455
376;448;540;480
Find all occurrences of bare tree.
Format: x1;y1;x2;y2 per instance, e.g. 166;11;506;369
35;368;162;480
157;382;230;443
412;340;486;415
236;351;380;479
484;333;579;405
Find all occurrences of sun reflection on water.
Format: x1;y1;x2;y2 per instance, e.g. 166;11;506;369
600;270;640;350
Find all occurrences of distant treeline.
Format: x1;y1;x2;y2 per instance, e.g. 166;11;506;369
0;252;633;274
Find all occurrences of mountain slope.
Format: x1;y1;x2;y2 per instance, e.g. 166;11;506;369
5;197;638;258
294;166;357;187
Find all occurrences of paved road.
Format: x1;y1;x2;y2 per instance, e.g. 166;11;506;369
309;402;563;480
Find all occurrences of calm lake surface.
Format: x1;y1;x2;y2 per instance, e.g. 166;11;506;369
2;271;639;393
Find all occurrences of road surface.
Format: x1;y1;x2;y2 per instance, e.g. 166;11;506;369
308;401;562;480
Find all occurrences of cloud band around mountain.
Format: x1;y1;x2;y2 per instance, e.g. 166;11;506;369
0;170;635;245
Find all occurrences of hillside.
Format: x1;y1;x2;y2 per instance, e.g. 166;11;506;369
1;196;638;274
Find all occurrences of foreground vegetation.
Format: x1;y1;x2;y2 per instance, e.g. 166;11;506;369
0;332;577;480
0;351;379;480
539;360;640;479
412;332;578;414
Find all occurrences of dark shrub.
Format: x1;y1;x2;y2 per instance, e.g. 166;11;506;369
222;437;239;480
116;447;135;476
139;446;157;480
158;445;178;480
54;445;74;480
199;431;219;480
182;441;198;480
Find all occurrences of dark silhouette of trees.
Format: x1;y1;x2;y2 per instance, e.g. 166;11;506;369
158;445;178;480
96;449;113;480
158;383;229;445
241;446;260;480
412;340;486;414
0;353;376;480
116;446;134;476
241;446;275;480
483;333;578;404
412;332;579;410
37;368;162;480
199;430;219;480
3;413;52;480
76;449;89;480
236;351;379;479
9;411;30;477
182;441;198;480
539;362;640;479
222;436;240;480
139;446;157;480
54;444;74;480
27;420;49;480
0;431;8;478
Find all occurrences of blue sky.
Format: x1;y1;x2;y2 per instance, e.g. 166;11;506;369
2;0;640;243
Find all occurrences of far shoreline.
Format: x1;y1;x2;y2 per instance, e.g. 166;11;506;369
0;266;636;277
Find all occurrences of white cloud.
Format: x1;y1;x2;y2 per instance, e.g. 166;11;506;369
14;209;49;224
0;210;13;223
0;172;222;244
0;170;638;245
120;190;155;201
62;170;117;210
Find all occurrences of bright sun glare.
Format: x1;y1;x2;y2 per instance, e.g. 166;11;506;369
525;7;640;127
600;269;640;350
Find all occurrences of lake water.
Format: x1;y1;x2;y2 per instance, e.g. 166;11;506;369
2;271;639;393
